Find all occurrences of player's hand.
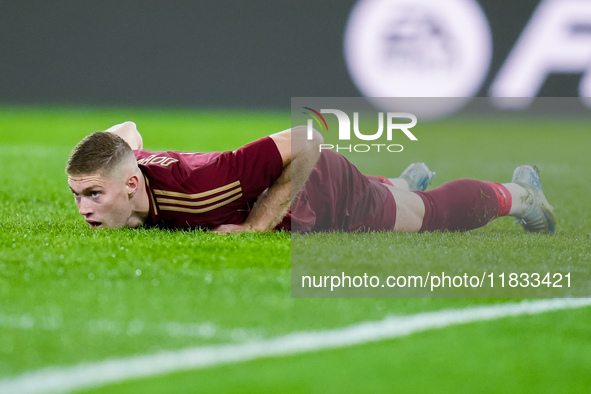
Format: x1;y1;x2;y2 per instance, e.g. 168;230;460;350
211;223;255;233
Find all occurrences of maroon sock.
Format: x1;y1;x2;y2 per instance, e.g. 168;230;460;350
414;179;511;232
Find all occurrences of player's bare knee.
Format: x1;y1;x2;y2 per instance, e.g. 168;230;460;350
389;188;425;232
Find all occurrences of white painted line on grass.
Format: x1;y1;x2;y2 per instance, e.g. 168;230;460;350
1;298;590;394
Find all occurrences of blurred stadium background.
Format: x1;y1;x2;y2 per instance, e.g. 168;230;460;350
1;0;589;109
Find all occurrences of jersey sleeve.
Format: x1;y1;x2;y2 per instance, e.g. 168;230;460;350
224;136;285;201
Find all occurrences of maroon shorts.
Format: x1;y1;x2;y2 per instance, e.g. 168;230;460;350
277;150;396;232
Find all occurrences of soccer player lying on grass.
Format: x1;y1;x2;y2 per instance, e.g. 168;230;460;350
66;121;556;234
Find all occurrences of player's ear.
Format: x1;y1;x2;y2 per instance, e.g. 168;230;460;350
125;173;140;198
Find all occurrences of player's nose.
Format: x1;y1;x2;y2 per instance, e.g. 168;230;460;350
78;200;93;216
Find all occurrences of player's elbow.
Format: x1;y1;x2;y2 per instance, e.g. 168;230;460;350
310;127;324;146
106;121;143;150
292;125;323;158
304;126;323;160
118;120;134;127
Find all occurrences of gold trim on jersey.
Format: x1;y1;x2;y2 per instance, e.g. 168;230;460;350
154;180;241;199
159;193;243;214
145;178;158;215
156;187;241;207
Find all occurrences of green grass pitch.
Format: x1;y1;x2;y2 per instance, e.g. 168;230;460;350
0;106;590;393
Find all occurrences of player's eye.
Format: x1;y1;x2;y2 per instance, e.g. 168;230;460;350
91;191;100;198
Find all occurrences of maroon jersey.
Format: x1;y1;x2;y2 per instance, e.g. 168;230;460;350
135;136;397;232
278;149;397;232
134;136;283;229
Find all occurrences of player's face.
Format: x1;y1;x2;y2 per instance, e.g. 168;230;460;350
68;173;133;229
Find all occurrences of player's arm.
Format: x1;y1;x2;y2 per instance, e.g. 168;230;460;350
213;126;323;232
105;121;143;150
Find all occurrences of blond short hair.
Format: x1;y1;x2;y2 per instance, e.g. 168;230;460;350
66;132;136;176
